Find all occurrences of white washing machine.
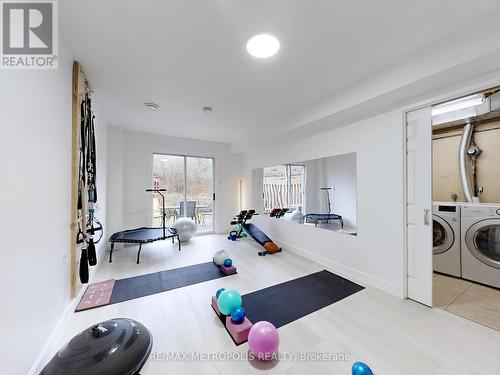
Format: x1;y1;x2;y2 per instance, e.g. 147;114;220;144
433;202;461;277
461;204;500;289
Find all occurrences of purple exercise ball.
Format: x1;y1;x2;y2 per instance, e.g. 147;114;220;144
248;321;279;360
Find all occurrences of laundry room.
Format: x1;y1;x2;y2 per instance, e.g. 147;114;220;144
432;88;500;331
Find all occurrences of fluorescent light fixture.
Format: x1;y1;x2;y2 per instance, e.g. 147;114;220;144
432;94;485;116
246;34;280;58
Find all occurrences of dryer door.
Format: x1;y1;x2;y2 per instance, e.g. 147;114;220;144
433;215;454;255
465;219;500;269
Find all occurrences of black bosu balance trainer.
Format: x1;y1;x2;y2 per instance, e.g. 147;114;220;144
40;318;152;375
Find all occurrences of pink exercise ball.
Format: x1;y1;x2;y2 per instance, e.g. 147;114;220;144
248;321;279;360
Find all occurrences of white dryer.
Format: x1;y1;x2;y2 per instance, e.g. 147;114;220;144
461;204;500;289
433;202;461;277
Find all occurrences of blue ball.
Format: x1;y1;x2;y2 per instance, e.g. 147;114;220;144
216;288;225;299
352;362;374;375
230;306;245;324
224;258;233;267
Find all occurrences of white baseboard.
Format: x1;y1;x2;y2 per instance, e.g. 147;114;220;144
28;286;86;374
28;246;108;374
277;238;403;298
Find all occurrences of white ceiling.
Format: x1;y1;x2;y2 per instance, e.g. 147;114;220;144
60;1;500;146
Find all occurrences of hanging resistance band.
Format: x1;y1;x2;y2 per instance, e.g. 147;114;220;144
77;92;103;283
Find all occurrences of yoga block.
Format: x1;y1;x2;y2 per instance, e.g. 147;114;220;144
211;295;221;316
220;265;237;275
226;316;253;344
211;296;228;325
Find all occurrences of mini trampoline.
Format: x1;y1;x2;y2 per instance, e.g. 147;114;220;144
109;226;180;264
109;189;181;264
304;213;344;228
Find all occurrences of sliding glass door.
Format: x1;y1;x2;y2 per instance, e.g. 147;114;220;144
152;155;184;227
152;154;214;233
186;157;214;232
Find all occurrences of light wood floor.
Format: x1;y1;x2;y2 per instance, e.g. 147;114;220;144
43;235;500;374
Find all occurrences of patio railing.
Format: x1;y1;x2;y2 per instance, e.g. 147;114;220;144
263;182;303;211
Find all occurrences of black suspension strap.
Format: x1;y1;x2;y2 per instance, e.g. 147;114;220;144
85;95;97;266
77;92;103;283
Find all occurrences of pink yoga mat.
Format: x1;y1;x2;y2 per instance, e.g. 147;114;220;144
76;279;115;311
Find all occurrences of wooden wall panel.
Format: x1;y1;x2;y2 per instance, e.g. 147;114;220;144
71;62;88;298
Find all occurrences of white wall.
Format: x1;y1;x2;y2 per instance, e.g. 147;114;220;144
242;110;405;297
0;40;108;374
107;126;125;236
93;109;108;265
107;128;242;236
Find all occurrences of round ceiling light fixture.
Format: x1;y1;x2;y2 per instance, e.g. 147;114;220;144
143;102;160;111
246;34;280;58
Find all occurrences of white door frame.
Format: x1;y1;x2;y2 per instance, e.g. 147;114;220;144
402;77;500;301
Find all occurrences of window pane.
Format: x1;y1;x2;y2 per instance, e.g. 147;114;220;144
152;154;185;226
289;165;305;210
186;157;214;232
263;165;287;211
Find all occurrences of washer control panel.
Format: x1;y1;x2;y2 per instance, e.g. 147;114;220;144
462;205;500;217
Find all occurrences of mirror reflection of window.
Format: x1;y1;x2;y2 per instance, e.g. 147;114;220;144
255;152;357;236
290;165;306;211
263;164;305;212
263;165;287;212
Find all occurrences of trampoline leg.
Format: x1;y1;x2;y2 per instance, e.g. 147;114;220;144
340;219;344;229
177;236;181;251
109;243;114;263
137;244;142;264
171;236;174;244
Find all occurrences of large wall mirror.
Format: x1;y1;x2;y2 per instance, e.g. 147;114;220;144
252;152;357;235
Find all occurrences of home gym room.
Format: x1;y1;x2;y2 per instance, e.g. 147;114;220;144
2;1;500;375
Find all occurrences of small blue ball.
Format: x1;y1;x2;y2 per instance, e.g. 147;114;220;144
230;306;245;324
216;288;225;299
352;362;374;375
224;258;233;267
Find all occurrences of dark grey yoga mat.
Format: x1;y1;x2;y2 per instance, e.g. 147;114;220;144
241;270;364;329
76;262;231;311
109;262;229;305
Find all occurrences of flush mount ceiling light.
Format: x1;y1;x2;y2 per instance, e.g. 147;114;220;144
246;34;280;58
431;94;485;116
143;102;160;111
